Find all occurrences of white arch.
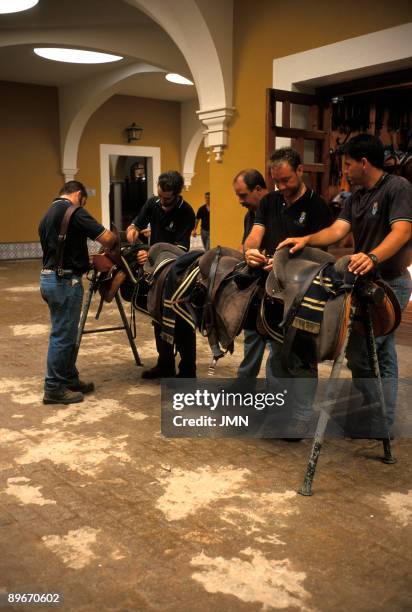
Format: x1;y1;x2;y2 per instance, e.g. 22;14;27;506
127;0;235;160
182;127;205;188
60;62;164;177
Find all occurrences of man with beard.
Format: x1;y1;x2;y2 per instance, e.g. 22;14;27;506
277;135;412;434
233;169;269;379
126;171;196;378
244;148;333;436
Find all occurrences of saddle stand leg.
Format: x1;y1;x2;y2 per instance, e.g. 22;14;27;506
299;298;396;496
361;301;396;465
298;324;351;497
75;272;142;367
74;271;96;362
114;292;142;366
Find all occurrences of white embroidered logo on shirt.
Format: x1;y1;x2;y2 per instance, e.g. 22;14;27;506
298;211;306;224
371;201;379;215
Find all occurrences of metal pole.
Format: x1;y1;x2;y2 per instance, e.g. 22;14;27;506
361;300;396;465
74;272;96;360
298;325;351;496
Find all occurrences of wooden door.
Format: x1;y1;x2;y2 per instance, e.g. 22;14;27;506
266;88;331;198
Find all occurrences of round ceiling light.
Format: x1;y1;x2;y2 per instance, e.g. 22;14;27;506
165;73;194;86
33;48;123;64
0;0;39;13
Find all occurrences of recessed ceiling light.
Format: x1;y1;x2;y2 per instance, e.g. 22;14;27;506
0;0;38;13
33;48;123;64
165;73;193;86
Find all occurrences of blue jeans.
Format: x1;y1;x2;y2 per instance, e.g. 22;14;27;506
40;272;83;392
237;329;268;378
346;272;412;426
201;229;210;251
266;338;318;422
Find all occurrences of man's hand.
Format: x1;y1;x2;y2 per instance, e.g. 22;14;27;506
276;236;309;253
263;257;273;272
140;228;151;238
245;248;268;268
137;249;148;266
126;225;139;244
348;252;375;275
191;229;197;237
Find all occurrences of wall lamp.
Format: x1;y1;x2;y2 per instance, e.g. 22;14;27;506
125;122;143;143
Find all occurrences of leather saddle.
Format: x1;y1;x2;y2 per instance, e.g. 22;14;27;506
264;246;401;369
92;227;126;303
265;247;354;366
143;243;186;323
198;246;262;362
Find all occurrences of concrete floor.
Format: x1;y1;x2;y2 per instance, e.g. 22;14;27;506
0;260;411;612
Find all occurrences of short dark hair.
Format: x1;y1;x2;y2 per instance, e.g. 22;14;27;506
233;169;266;190
343;134;384;169
270;147;301;171
158;171;184;195
205;191;210;196
59;180;87;199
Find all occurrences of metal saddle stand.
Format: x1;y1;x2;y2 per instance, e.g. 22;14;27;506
74;270;142;367
299;290;396;497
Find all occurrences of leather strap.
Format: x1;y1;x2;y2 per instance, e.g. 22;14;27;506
55;203;78;277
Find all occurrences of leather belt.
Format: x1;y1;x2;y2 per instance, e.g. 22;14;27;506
41;268;74;274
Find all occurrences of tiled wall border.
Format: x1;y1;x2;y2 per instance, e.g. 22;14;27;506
0;240;101;261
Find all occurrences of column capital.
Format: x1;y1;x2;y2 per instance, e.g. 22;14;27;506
196;106;235;163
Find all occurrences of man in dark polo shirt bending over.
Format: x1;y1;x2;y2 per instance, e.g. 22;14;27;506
39;181;116;405
278;134;412;429
244;147;333;433
126;171;196;378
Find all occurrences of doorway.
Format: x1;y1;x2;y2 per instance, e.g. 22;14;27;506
100;144;161;229
109;156;149;230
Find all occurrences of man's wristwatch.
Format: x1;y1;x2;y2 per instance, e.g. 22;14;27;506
367;253;379;267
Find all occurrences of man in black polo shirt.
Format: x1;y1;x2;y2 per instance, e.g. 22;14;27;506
278;134;412;429
233;169;270;379
192;192;210;250
39;181;116;405
244;148;333;433
126;171;196;378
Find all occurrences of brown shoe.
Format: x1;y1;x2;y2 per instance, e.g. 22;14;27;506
43;388;84;405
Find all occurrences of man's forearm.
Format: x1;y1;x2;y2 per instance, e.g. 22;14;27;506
307;222;350;248
244;230;263;251
370;224;411;263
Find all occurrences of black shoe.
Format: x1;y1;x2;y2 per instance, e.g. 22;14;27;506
67;380;95;394
141;366;175;379
43;388;84;405
176;372;197;378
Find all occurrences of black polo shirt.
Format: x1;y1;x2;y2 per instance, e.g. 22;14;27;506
39;198;105;274
254;188;333;255
196;204;210;232
243;210;255;244
338;174;412;277
132;196;195;250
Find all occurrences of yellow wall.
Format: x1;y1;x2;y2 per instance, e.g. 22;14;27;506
0;89;180;242
1;1;411;246
185;144;210;211
77;94;181;223
211;0;412;247
0;82;61;242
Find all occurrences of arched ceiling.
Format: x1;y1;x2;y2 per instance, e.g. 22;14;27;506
0;0;235;173
0;0;196;101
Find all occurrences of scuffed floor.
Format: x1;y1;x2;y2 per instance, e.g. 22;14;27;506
0;260;411;612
